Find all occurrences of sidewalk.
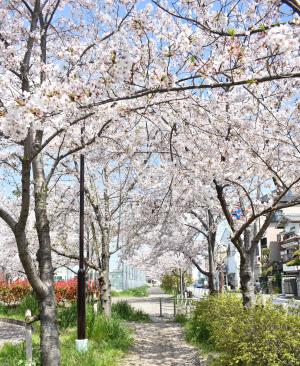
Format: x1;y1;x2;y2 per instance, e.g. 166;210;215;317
0;321;25;347
264;294;300;307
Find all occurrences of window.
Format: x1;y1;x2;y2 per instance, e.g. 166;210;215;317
260;237;267;248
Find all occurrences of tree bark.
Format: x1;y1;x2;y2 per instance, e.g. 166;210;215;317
208;237;216;293
99;249;111;317
39;288;60;366
99;170;112;317
33;152;60;365
240;250;256;308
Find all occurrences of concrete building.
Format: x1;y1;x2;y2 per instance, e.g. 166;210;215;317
220;227;240;289
54;251;147;291
276;211;300;298
109;251;146;291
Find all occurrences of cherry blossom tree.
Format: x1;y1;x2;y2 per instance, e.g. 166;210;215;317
0;1;144;364
51;148;153;317
0;0;299;363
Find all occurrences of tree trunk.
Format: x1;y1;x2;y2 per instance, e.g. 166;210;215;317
33;154;60;365
39;289;60;366
208;243;216;293
179;268;183;295
219;270;225;292
208;271;215;293
99;171;112;317
99;247;111;317
240;250;256;307
208;211;217;294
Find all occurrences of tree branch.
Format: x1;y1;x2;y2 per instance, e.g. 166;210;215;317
84;72;300;109
281;0;300;15
52;247;99;271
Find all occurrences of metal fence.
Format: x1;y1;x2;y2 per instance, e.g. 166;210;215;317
187;287;209;298
158;295;198;318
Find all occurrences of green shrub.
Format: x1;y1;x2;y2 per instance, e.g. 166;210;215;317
186;294;300;366
0;280;31;305
186;293;241;345
112;301;150;322
0;293;39;319
161;272;193;294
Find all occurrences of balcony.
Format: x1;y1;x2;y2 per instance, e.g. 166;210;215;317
282;263;300;273
280;242;299;267
278;232;300;247
283;231;298;240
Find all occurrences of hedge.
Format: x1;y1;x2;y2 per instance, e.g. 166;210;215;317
186;294;300;366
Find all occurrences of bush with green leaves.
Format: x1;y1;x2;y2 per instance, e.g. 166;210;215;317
161;272;193;294
0;293;39;320
186;294;300;366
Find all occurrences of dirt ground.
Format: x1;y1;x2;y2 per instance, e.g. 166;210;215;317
115;287;205;366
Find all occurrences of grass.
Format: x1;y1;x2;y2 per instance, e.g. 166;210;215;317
111;285;149;298
0;293;153;366
112;301;150;322
174;313;188;324
0;297;136;366
0;322;131;366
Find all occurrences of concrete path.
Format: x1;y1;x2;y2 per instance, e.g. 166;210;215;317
0;321;25;347
116;287;204;366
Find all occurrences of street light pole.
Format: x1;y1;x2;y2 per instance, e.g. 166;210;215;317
76;126;88;352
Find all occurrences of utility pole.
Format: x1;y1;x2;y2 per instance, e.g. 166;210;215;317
76;126;88;352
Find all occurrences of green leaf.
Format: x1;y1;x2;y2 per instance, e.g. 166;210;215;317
227;28;236;36
246;79;258;85
189;55;197;63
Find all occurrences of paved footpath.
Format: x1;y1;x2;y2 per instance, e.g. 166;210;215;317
0;321;25;347
114;287;205;366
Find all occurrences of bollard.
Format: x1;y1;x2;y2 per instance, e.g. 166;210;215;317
159;298;162;317
25;309;32;363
